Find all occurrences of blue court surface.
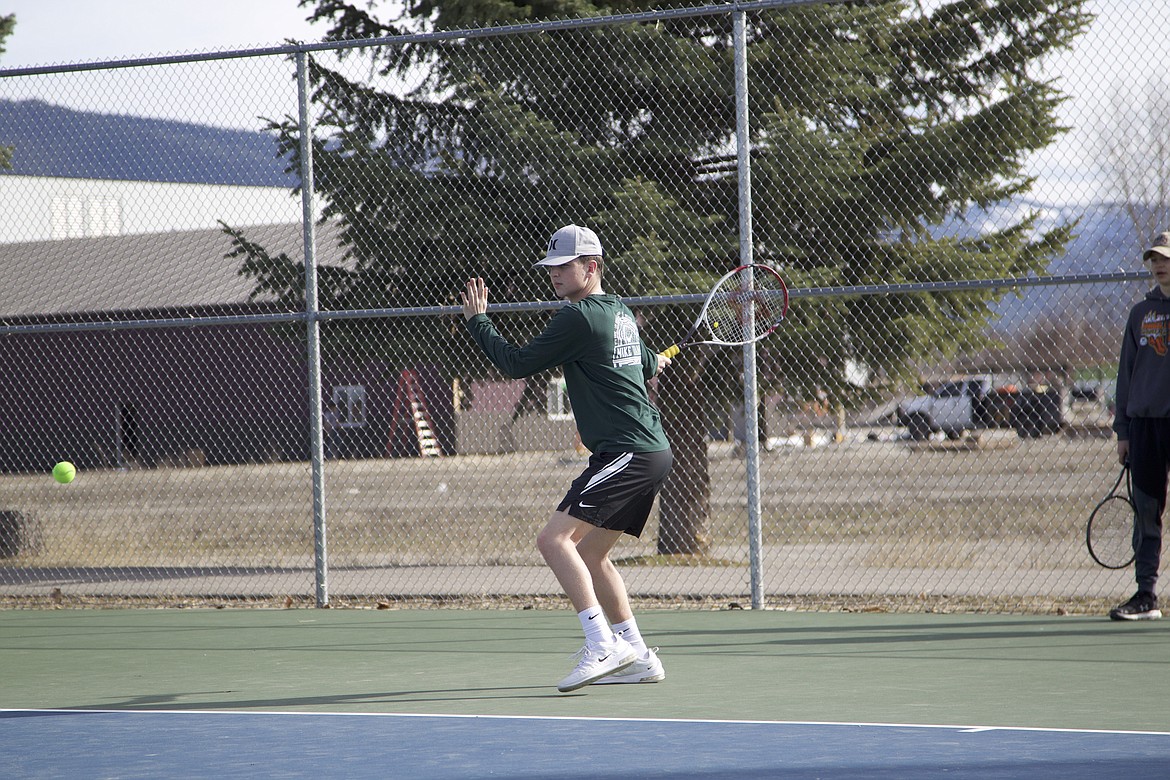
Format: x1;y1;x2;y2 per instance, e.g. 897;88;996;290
3;709;1169;779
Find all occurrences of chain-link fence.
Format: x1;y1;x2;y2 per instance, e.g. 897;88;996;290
0;0;1164;611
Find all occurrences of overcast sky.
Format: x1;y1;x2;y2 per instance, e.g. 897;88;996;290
1;0;322;65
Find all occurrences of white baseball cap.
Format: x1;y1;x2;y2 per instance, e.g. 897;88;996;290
535;224;603;266
1144;231;1170;262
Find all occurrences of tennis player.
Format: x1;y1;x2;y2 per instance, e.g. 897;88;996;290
461;224;673;691
1110;231;1170;621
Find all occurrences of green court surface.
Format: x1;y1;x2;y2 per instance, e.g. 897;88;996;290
1;608;1166;732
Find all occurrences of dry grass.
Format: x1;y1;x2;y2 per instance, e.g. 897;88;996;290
0;432;1125;611
0;434;1117;567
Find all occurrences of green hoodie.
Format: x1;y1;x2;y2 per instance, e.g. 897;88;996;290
466;294;670;454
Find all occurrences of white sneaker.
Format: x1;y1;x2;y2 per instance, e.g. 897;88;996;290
594;647;665;685
556;637;636;692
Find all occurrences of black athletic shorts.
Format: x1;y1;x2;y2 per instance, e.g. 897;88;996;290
557;448;674;537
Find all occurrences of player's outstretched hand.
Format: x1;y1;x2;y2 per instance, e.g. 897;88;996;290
462;277;488;321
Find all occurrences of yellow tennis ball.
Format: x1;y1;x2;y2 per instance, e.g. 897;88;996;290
52;461;76;484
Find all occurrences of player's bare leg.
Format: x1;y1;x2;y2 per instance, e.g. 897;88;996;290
537;511;635;691
577;525;666;685
536;511;602;611
576;527;633;624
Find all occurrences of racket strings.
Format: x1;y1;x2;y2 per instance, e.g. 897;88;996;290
705;274;786;344
706;292;752;343
1088;496;1136;569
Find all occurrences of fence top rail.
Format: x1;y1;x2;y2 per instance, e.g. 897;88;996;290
0;271;1151;336
0;0;847;78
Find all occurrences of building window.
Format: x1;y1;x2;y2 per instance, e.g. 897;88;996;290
332;385;367;427
89;196;122;236
547;376;573;421
50;195;122;239
51;195;85;239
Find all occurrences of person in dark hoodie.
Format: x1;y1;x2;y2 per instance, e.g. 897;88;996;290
1110;231;1170;620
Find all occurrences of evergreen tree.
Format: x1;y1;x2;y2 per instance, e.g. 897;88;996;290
235;0;1090;553
0;14;15;171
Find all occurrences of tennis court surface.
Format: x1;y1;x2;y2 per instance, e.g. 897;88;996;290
3;608;1168;778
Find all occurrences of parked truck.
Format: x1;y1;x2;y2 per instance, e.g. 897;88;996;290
896;375;1066;440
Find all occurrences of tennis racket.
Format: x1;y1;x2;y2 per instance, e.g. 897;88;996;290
1086;464;1136;569
659;264;789;359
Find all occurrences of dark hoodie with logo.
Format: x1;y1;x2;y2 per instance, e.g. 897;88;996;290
1113;286;1170;440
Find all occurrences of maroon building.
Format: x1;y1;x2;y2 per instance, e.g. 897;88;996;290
0;221;455;473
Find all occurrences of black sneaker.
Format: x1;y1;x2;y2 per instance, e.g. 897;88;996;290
1109;591;1162;621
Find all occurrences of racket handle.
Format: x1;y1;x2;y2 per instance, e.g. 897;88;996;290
659;345;681;359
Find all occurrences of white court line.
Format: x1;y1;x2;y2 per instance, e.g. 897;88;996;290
3;708;1169;737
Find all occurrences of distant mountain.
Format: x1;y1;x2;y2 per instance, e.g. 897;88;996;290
0;99;296;187
944;198;1146;274
978;199;1151;327
936;198;1153;329
1010;199;1145;275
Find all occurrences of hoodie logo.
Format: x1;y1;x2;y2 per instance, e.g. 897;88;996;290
1139;311;1169;356
612;312;642;367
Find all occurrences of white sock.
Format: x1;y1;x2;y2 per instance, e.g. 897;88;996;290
578;606;611;645
611;617;649;657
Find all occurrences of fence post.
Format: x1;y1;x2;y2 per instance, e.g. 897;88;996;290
297;50;329;608
734;9;765;609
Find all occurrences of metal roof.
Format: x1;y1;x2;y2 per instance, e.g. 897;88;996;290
0;221;346;317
